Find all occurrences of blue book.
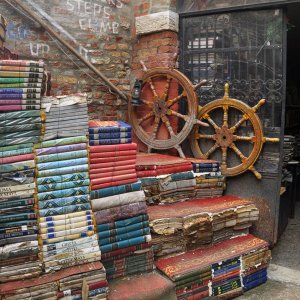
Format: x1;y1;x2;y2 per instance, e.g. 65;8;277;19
193;166;220;172
88;121;131;133
89;138;132;145
99;228;150;246
89;131;132;140
90;181;141;199
193;162;220;167
212;257;240;270
243;276;267;291
97;214;148;232
98;221;149;238
140;177;158;187
99;235;149;253
89;287;109;297
0;88;41;94
243;269;267;284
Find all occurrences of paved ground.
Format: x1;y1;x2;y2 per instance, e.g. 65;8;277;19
237;202;300;299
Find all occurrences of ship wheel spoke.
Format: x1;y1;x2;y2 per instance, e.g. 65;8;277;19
203;113;220;130
230;114;249;132
234;135;255;142
223;105;229;127
140;98;154;107
221;146;228;169
167;109;189;122
150;116;161;141
204;143;219;158
162;77;172;101
138;111;154;125
148;79;159;99
161;116;176;138
194;133;215;140
166;92;186;107
230;142;247;163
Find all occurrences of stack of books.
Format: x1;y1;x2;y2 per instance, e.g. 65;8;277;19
148;196;259;259
0;143;41;283
0;60;44;111
41;93;89;141
155;234;271;299
88;120;132;146
0;262;108;299
34;136;101;274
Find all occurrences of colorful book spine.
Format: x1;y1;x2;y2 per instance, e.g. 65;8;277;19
0;123;42;134
37;157;88;171
91;177;138;190
37;186;89;201
90;149;136;159
39;204;91;217
0;71;44;78
0;93;41;99
89;138;132;145
37;172;89;185
98;221;149;239
38;195;90;209
100;235;151;253
37;165;88;177
36;150;88;163
37;179;90;193
0;83;42;88
89;143;137;153
0;60;45;67
89;131;131;139
0;66;44;72
90;181;141;199
89;155;136;165
0;77;43;83
0;105;40;111
35;143;87;156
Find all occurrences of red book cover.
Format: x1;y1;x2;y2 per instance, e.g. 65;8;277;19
91;169;136;183
136;153;189;167
90;143;137;153
88;280;109;291
0;153;34;164
89;164;136;178
90;150;136;159
91;178;138;190
137;164;192;177
148;195;256;220
90;155;136;165
91;173;137;187
0;262;104;293
108;270;176;300
155;235;268;280
101;243;151;260
89;160;136;172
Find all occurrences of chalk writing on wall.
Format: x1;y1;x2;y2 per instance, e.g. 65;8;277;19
30;43;50;57
6;23;28;40
66;0;123;34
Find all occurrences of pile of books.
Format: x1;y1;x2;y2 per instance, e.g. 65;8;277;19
0;60;44;112
34;136;101;273
0;262;108;299
41;93;89;141
155;234;271;299
88;120;153;280
0;142;41;283
148;196;259;259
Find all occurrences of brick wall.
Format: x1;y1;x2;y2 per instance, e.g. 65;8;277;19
1;0;134;121
1;0;178;121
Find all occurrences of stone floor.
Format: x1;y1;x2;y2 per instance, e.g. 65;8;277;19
237;202;300;299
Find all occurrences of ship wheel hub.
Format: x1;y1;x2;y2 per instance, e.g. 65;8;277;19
215;126;233;147
154;99;167;116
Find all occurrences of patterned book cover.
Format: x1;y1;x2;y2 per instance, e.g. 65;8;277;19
88;120;131;133
155;235;269;281
89;138;132;145
89;131;131;139
0;88;41;94
0;77;43;83
0;66;44;72
0;93;41;99
0;71;43;78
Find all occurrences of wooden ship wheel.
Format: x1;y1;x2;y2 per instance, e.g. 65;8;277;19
190;83;280;179
128;67;208;157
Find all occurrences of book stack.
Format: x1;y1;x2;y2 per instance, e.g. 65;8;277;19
137;153;194;205
0;143;42;283
283;135;295;167
0;111;44;147
0;60;45;112
41;94;89;141
0;262;108;299
91;187;153;280
155;234;271;299
88;120;132;146
188;158;226;198
148;196;259;259
34;136;102;274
